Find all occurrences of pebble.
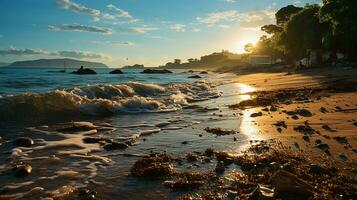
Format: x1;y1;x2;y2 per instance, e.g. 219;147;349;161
13;137;34;147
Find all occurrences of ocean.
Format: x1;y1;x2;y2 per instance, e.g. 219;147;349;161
0;67;259;199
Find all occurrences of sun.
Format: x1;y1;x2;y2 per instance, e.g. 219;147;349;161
232;35;260;53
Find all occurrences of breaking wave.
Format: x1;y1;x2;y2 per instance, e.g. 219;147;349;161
0;81;220;120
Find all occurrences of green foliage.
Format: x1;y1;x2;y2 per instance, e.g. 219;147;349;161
319;0;357;56
282;5;327;59
261;24;283;34
275;5;303;26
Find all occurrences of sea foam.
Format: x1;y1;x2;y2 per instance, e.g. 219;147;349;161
0;81;220;120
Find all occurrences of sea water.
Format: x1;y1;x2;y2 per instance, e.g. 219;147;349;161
0;67;258;199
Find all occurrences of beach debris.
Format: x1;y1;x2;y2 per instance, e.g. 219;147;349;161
72;66;96;75
109;69;123;74
309;164;329;175
215;161;225;174
205;147;215;157
322;124;336;132
270;170;314;199
320;107;328;113
215;152;235;165
141;69;172;74
164;172;212;190
339;153;348;160
286;109;313;117
249;185;275;199
204;127;236;136
291;115;299;120
333;136;348;144
186;153;198;162
13;137;34;147
270;106;278;112
181;141;188;145
103;142;129;151
200;71;208;74
315;143;329;151
302;135;310;142
13;162;32;177
293;124;316;135
77;188;98;200
131;153;175;178
155;122;170;128
250;112;263;117
273;121;287;129
353;122;357;126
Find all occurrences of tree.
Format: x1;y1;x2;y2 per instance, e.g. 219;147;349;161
319;0;357;57
280;5;327;60
275;5;303;26
244;43;254;53
261;24;283;34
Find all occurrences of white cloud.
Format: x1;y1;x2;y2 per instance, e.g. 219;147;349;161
192;28;201;32
48;24;114;34
56;0;100;19
197;10;238;25
0;47;110;59
123;27;159;34
170;24;186;32
107;4;133;19
223;0;236;3
218;24;230;28
92;41;134;46
237;9;275;28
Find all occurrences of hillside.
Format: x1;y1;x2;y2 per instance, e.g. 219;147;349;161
8;58;108;68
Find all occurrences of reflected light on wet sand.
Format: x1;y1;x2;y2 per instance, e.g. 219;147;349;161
233;83;263;149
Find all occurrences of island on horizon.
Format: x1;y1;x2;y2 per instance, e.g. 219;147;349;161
7;58;108;68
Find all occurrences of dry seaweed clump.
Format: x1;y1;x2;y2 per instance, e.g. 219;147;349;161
131;153;175;178
165;172;215;191
204;127;237;136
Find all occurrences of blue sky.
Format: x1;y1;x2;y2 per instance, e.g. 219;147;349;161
0;0;321;67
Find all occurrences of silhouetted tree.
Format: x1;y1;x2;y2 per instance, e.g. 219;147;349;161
275;5;303;26
319;0;357;57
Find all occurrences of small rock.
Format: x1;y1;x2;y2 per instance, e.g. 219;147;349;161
250;112;263;117
320;107;327;113
315;143;329;151
291;115;299;120
182;141;188;145
13;163;32;177
215;161;225;174
188;75;202;79
302;135;310;142
309;164;328;174
333;136;348;144
109;69;123;74
277;127;282;133
13;137;34;147
339;153;348;160
103;142;129;151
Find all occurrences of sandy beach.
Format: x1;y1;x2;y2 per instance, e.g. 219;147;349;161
232;68;357;164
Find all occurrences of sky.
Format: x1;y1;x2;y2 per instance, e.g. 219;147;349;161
0;0;321;67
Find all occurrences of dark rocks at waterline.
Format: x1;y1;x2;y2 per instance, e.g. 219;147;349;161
141;69;173;74
82;137;111;144
199;71;208;74
13;163;32;177
103;142;129;151
109;69;123;74
72;66;97;75
188;75;202;79
13;137;34;147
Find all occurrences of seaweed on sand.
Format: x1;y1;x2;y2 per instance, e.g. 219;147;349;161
131;153;175;178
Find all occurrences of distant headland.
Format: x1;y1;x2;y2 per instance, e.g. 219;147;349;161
7;58;108;68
